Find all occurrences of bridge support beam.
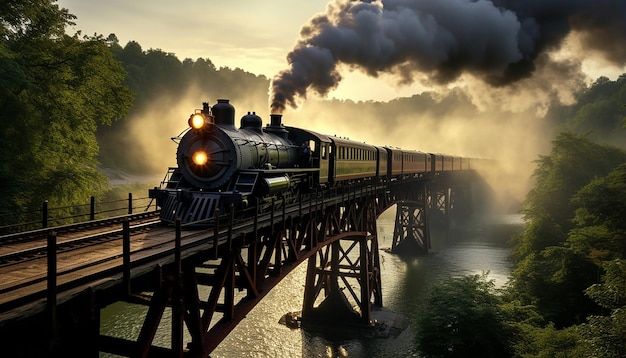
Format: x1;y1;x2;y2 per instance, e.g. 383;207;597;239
391;199;430;255
430;178;474;229
298;189;383;330
430;186;451;229
301;231;381;326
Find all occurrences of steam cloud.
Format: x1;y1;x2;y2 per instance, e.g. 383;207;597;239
269;0;626;113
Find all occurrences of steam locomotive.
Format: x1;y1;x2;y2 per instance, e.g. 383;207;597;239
149;99;473;225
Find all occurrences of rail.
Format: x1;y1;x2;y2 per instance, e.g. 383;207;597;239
0;194;158;235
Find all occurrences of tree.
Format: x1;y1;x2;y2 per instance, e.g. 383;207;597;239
568;166;626;357
569;163;626;259
580;259;626;358
510;133;626;326
0;0;133;224
560;75;626;146
416;273;514;358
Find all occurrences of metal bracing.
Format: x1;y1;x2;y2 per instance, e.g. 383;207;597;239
98;188;385;357
386;181;431;255
97;179;477;356
0;173;485;357
427;183;451;229
391;200;430;255
301;194;383;326
301;232;379;324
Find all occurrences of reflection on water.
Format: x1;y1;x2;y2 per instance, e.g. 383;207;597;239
100;214;523;357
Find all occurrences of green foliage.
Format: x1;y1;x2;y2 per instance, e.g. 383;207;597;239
0;0;132;224
514;323;584;358
561;75;626;145
506;130;626;355
416;273;515;358
569;162;626;263
510;133;626;325
579;260;626;358
521;133;626;232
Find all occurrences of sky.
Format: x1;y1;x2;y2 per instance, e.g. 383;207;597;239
56;0;626;105
56;0;426;102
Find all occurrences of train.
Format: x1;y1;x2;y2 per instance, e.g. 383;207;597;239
149;99;476;225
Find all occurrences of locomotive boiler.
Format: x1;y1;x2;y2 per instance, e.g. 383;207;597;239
176;99;300;191
150;99;322;224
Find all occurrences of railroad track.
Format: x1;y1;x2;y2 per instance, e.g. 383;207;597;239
0;211;161;267
0;185;381;314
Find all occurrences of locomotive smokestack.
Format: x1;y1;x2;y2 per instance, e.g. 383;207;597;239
270;114;282;127
265;114;288;139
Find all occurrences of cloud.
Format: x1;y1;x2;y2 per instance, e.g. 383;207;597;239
269;0;626;113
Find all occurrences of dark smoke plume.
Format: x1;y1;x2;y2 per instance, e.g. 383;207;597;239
270;0;626;113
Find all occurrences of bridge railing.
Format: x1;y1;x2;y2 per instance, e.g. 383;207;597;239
0;194;158;235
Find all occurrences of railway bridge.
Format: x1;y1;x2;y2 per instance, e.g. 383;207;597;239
0;170;484;357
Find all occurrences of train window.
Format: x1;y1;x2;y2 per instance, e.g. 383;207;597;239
321;144;327;159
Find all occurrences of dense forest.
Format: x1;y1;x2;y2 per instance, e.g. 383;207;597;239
2;1;626;356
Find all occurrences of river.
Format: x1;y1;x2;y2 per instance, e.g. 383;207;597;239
100;210;523;357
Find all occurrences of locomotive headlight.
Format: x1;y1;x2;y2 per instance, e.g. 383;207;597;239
189;114;205;130
192;150;209;166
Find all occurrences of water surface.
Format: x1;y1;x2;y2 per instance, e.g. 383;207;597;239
100;213;523;357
